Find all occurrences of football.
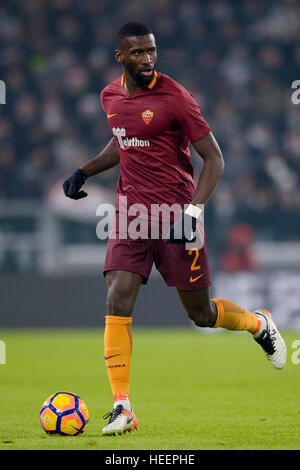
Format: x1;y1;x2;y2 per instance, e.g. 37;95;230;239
40;392;89;436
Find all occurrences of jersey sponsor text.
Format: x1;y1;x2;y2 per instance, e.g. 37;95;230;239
113;127;150;149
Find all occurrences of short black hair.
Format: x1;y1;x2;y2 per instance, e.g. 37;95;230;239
117;22;153;47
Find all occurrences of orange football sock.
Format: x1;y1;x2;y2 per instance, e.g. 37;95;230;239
211;298;260;334
104;315;133;397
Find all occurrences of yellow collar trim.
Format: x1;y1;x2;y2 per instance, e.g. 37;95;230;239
121;70;158;89
148;70;158;89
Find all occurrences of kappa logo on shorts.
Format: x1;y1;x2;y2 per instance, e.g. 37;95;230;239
142;109;153;125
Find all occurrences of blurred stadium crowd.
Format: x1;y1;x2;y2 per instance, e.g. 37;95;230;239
0;0;299;269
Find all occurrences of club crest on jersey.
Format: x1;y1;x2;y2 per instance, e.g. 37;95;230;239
142;109;153;125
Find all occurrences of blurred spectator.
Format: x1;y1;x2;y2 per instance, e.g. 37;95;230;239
220;224;258;272
0;0;299;264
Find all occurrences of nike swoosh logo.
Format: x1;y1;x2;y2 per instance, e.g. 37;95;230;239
127;416;133;424
107;113;117;118
104;354;121;360
189;274;204;283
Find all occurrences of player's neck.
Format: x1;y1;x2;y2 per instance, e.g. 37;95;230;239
123;71;148;95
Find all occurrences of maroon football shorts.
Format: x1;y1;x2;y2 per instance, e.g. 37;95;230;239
103;214;211;291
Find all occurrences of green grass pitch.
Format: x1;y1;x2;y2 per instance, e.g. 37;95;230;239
0;327;299;450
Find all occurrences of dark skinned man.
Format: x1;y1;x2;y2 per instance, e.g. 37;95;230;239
63;22;286;436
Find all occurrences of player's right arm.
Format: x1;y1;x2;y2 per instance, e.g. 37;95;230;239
63;137;120;200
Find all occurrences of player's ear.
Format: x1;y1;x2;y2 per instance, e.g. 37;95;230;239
114;49;124;64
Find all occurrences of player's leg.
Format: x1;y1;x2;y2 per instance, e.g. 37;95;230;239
102;270;142;435
101;225;154;435
106;269;142;317
178;287;260;332
178;287;287;369
177;287;217;327
154;235;286;369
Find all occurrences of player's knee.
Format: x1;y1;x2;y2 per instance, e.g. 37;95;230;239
106;284;134;316
187;307;215;328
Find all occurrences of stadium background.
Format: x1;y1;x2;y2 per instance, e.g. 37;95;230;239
0;0;300;329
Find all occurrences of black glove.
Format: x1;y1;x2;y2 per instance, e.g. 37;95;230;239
165;211;197;244
63;169;88;200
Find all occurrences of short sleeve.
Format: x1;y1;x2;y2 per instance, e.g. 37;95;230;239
168;87;211;143
100;89;107;113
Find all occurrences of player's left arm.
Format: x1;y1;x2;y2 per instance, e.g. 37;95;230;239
191;131;224;206
165;131;224;244
165;88;224;244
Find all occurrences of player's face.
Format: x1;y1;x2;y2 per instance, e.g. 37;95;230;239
116;34;157;87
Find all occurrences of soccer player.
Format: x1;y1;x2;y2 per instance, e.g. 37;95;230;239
63;22;287;436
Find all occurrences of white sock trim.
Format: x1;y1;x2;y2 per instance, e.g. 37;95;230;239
254;314;267;337
114;399;131;411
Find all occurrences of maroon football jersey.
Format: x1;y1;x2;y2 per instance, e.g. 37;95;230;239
100;71;211;215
